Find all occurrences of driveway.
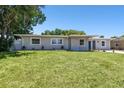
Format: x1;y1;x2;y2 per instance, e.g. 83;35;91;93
106;50;124;54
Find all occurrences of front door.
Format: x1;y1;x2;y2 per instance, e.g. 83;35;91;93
88;41;91;51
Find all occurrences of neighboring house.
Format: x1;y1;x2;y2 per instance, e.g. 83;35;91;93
13;34;110;51
111;38;124;50
92;38;111;50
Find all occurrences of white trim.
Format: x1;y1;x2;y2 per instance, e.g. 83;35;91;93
51;38;64;45
30;37;41;45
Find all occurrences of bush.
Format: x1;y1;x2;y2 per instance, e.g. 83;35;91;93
22;46;26;50
41;46;44;49
0;37;14;52
61;45;64;49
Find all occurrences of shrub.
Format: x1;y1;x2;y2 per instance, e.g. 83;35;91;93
0;36;14;52
61;45;64;49
22;46;26;50
41;46;44;49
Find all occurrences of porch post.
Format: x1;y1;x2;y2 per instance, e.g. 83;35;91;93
90;40;93;51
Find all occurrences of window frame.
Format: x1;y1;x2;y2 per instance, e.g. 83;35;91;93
51;38;63;45
51;38;57;45
30;38;41;45
58;38;63;44
80;39;84;45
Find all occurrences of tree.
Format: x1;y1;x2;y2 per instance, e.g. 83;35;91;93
111;36;118;38
66;29;85;35
99;35;104;38
41;30;51;35
0;5;46;51
41;28;86;35
120;35;124;38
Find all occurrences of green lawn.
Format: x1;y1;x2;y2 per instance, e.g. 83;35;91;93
0;50;124;88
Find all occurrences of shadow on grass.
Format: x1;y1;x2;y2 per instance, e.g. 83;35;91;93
66;50;94;52
0;50;94;60
0;51;35;60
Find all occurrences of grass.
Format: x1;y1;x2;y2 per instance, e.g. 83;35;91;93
0;50;124;88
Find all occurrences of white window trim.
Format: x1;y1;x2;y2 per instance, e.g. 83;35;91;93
101;40;106;47
51;38;64;45
30;37;41;45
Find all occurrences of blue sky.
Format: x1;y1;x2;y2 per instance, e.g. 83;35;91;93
33;5;124;38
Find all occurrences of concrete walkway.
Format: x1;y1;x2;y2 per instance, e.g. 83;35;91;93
106;50;124;54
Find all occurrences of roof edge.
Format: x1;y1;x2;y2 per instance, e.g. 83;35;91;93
14;34;98;38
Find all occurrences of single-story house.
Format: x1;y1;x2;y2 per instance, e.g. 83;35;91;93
13;34;111;51
111;38;124;50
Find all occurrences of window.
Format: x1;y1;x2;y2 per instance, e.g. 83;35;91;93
51;38;63;45
101;41;105;46
58;39;63;44
80;39;84;45
52;39;57;44
32;39;40;44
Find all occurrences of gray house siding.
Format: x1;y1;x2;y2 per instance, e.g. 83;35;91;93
41;37;69;50
22;36;41;50
70;37;89;50
94;39;110;50
13;35;111;51
14;39;22;50
16;36;69;50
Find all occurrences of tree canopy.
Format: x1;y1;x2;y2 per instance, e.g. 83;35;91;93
120;35;124;37
0;5;46;51
41;28;86;35
99;35;104;38
111;35;124;39
111;36;118;38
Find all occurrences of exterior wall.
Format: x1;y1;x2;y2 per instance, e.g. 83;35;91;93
119;39;124;50
111;39;124;50
20;36;69;50
70;37;89;50
21;36;42;50
14;39;22;50
95;39;110;50
13;35;111;51
41;37;69;50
